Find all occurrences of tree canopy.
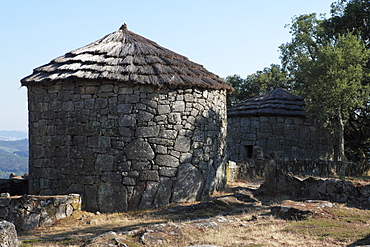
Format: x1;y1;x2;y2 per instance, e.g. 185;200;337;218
280;12;370;161
323;0;370;163
226;64;290;107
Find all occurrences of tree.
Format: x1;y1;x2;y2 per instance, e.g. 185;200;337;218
324;0;370;48
323;0;370;163
226;64;291;107
280;13;370;162
226;75;253;108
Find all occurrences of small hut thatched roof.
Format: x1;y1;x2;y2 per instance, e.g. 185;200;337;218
227;88;305;117
21;24;232;92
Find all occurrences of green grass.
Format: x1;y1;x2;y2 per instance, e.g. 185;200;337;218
20;238;85;247
286;206;370;243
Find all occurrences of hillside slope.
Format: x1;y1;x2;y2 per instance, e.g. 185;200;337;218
0;139;28;178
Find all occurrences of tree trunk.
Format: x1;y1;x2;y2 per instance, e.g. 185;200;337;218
336;112;348;180
338;114;346;162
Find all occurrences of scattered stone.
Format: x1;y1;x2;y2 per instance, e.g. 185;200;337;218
81;215;232;246
271;205;313;220
271;200;336;220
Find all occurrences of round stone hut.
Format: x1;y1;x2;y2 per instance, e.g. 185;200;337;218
227;88;337;162
21;24;233;212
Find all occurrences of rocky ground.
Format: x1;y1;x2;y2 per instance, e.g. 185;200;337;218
18;178;370;247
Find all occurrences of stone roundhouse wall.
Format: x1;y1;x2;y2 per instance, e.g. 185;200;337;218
227;116;336;162
27;81;227;212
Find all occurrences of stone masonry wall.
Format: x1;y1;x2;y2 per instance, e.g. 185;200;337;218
27;81;227;212
227;116;336;162
0;194;80;231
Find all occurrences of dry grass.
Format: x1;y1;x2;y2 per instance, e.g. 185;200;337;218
19;210;165;246
168;218;338;247
18;179;370;247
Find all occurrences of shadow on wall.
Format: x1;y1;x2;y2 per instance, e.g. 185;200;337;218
128;107;228;211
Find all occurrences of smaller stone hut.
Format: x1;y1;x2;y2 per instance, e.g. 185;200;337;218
227;88;337;162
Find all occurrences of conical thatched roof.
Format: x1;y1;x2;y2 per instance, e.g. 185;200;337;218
227;88;306;117
21;24;232;92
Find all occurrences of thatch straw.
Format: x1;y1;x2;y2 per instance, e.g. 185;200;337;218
227;88;306;117
21;24;232;92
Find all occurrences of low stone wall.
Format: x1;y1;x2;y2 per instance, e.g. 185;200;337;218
0;194;81;231
260;170;370;208
237;158;367;180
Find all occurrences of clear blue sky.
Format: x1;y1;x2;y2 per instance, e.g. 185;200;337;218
0;0;334;131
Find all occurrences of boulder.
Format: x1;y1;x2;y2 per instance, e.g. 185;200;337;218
172;163;203;203
0;220;18;247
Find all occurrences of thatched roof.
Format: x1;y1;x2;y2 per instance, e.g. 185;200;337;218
21;24;232;92
227;88;306;117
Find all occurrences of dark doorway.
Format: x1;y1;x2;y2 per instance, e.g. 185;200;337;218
244;145;253;159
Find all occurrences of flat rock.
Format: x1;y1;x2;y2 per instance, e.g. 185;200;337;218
271;200;335;220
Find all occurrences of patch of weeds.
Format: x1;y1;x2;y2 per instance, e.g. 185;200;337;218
124;235;143;247
58;238;85;246
20;239;42;247
20;238;84;247
287;211;370;243
331;208;370;223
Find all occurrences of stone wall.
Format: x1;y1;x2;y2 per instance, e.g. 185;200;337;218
238;157;366;180
260;167;370;208
0;194;80;231
27;81;228;212
227;116;336;162
0;177;28;196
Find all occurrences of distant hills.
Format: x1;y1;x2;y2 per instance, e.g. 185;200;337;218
0;130;28;141
0;131;28;178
